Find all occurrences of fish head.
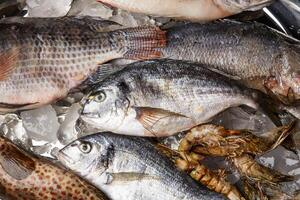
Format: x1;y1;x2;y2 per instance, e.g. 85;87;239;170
79;81;131;133
57;134;113;177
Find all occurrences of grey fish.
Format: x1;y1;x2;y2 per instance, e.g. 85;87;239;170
0;16;166;112
79;59;286;137
57;132;226;200
161;21;300;104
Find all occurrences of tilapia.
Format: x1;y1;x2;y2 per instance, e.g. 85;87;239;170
161;21;300;104
0;16;166;112
79;59;287;137
57;132;225;200
0;136;107;200
97;0;273;21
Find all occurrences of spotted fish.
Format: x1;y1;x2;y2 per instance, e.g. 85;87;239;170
0;136;108;200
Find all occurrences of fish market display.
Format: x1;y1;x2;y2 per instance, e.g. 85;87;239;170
79;59;290;137
161;21;300;103
57;132;225;200
96;0;273;22
0;136;107;200
0;16;166;112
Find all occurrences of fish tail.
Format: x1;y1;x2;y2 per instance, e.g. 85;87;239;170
118;26;166;60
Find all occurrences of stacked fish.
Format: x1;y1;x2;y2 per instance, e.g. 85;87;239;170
0;0;299;200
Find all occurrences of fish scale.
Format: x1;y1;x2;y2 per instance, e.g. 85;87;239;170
0;16;166;112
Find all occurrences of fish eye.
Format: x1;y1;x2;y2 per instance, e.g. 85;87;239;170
79;142;92;154
94;91;106;103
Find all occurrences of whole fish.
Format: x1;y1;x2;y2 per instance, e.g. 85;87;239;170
97;0;273;22
57;132;225;200
0;16;166;112
0;136;108;200
79;59;286;137
161;21;300;104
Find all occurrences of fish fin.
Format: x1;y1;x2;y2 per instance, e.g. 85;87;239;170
0;47;19;80
121;27;166;60
135;107;189;136
108;172;159;183
83;63;125;86
0;143;35;180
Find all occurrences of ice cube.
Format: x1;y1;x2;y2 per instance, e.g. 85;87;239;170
67;0;113;18
0;114;30;148
21;105;59;142
212;107;276;135
25;0;72;17
57;103;81;144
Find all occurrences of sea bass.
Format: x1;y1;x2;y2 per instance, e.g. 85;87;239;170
161;21;300;103
0;136;108;200
57;132;225;200
0;16;166;112
79;59;285;137
97;0;273;21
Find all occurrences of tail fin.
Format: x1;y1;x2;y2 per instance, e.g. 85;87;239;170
117;26;166;60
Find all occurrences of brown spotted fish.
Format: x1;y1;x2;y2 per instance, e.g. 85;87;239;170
0;136;108;200
0;16;166;112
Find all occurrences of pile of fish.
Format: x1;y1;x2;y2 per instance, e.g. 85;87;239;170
0;0;299;199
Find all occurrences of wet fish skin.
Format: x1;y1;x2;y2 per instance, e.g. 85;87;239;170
97;0;273;21
0;16;166;112
0;137;107;200
79;59;281;137
57;132;226;200
161;21;300;102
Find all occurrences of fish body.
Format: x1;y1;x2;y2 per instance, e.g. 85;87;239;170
97;0;273;21
80;59;281;137
57;132;225;200
161;21;300;103
0;16;165;112
0;137;107;200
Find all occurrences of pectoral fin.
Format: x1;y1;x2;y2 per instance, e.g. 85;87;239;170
109;172;159;183
0;143;35;180
134;107;190;136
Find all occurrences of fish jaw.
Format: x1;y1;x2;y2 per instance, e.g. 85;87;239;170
97;0;272;21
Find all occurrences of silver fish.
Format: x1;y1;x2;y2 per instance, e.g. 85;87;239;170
97;0;273;22
161;21;300;104
57;132;226;200
79;59;285;137
0;16;166;112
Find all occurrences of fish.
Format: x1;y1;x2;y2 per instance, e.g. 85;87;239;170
79;59;287;137
96;0;273;22
57;132;226;200
0;16;166;112
178;123;295;157
0;136;108;200
161;21;300;104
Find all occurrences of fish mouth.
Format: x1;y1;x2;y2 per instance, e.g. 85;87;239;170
56;151;76;165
